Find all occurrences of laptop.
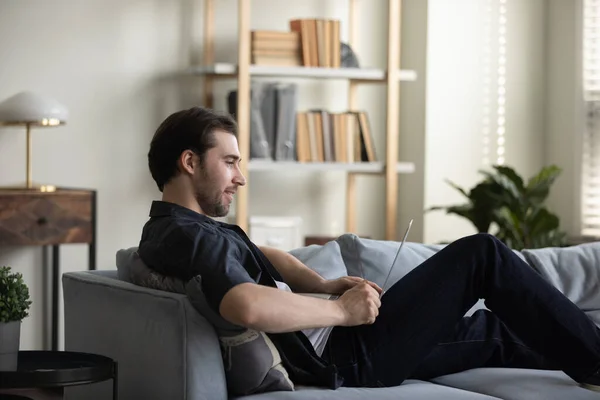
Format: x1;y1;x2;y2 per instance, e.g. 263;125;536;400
381;219;413;296
357;219;413;298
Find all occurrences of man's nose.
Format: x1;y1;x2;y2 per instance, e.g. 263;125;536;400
234;168;247;186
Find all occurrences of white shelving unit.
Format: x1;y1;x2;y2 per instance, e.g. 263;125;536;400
191;63;417;82
248;160;416;174
198;0;415;240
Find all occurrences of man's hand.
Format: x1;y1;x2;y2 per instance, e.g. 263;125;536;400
319;276;382;295
335;282;381;326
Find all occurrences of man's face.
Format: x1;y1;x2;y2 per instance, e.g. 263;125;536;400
192;129;246;217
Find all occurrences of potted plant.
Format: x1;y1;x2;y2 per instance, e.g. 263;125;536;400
0;266;32;370
429;165;567;250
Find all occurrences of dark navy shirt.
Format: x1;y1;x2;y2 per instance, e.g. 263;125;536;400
137;200;342;389
137;200;284;313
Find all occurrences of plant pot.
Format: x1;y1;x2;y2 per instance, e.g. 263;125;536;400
0;320;21;371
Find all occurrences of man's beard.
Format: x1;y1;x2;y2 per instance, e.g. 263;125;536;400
194;172;230;217
194;189;229;217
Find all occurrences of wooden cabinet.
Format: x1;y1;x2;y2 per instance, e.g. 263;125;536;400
0;189;94;246
0;188;97;351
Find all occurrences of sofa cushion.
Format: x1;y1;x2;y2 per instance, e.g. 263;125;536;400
115;246;137;283
236;379;500;399
288;239;350;281
116;248;294;397
336;234;443;288
522;243;600;325
315;233;526;289
128;251;186;293
185;275;294;395
289;234;437;288
432;368;600;400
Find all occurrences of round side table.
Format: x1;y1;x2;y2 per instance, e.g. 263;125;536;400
0;351;117;400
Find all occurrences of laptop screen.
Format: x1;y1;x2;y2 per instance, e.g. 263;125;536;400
380;219;414;297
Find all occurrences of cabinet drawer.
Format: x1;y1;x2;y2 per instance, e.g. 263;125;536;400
0;189;94;246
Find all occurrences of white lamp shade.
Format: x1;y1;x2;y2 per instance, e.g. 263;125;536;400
0;91;68;125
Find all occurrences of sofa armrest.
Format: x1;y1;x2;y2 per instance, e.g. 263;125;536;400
63;271;227;400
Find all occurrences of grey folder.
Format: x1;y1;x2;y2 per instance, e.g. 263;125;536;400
273;83;298;161
228;85;271;159
227;81;298;161
253;82;277;159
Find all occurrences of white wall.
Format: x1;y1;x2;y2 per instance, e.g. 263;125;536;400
0;0;200;350
423;0;547;244
422;0;586;244
544;0;584;237
398;0;429;242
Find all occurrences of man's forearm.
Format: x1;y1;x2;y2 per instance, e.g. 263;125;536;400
220;283;345;333
259;245;326;293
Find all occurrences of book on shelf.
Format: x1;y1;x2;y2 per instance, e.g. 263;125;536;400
250;19;340;68
289;18;340;68
251;54;302;67
251;30;300;42
251;30;302;66
295;110;377;164
355;111;376;162
226;80;376;166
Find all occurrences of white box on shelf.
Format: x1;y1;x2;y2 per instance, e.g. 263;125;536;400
250;216;303;251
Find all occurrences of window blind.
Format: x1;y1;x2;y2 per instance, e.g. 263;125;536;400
582;0;600;236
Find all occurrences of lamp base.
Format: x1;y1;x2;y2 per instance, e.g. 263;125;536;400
0;183;57;192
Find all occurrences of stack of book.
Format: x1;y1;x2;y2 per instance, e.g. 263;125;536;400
290;19;340;67
295;111;376;163
251;31;302;66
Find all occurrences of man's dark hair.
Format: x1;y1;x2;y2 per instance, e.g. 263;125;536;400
148;107;238;192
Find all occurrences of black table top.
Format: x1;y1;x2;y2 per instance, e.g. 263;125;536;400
0;351;115;389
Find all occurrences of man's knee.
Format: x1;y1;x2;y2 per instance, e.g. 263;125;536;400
459;233;498;248
464;233;498;244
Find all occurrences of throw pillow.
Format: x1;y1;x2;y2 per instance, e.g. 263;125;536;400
118;249;294;396
333;233;442;287
115;246;138;283
522;242;600;325
185;275;294;395
288;238;349;280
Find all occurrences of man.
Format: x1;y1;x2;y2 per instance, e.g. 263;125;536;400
138;106;600;391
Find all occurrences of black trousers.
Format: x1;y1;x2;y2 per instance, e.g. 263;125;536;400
322;233;600;387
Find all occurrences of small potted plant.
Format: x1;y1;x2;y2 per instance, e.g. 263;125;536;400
0;266;32;370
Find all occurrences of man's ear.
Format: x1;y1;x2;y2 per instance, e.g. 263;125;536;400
178;150;196;175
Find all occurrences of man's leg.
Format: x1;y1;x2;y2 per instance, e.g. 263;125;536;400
323;309;559;387
322;233;600;387
409;309;560;380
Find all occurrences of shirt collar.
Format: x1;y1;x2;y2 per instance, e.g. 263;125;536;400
149;200;215;223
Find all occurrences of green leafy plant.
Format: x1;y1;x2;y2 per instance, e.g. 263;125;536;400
0;266;32;323
430;165;567;250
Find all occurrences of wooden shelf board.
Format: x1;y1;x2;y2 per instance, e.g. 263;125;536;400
247;160;415;174
191;63;417;82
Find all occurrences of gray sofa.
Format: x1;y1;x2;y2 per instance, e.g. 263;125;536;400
62;234;600;400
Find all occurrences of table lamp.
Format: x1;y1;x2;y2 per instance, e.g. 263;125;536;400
0;91;69;191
